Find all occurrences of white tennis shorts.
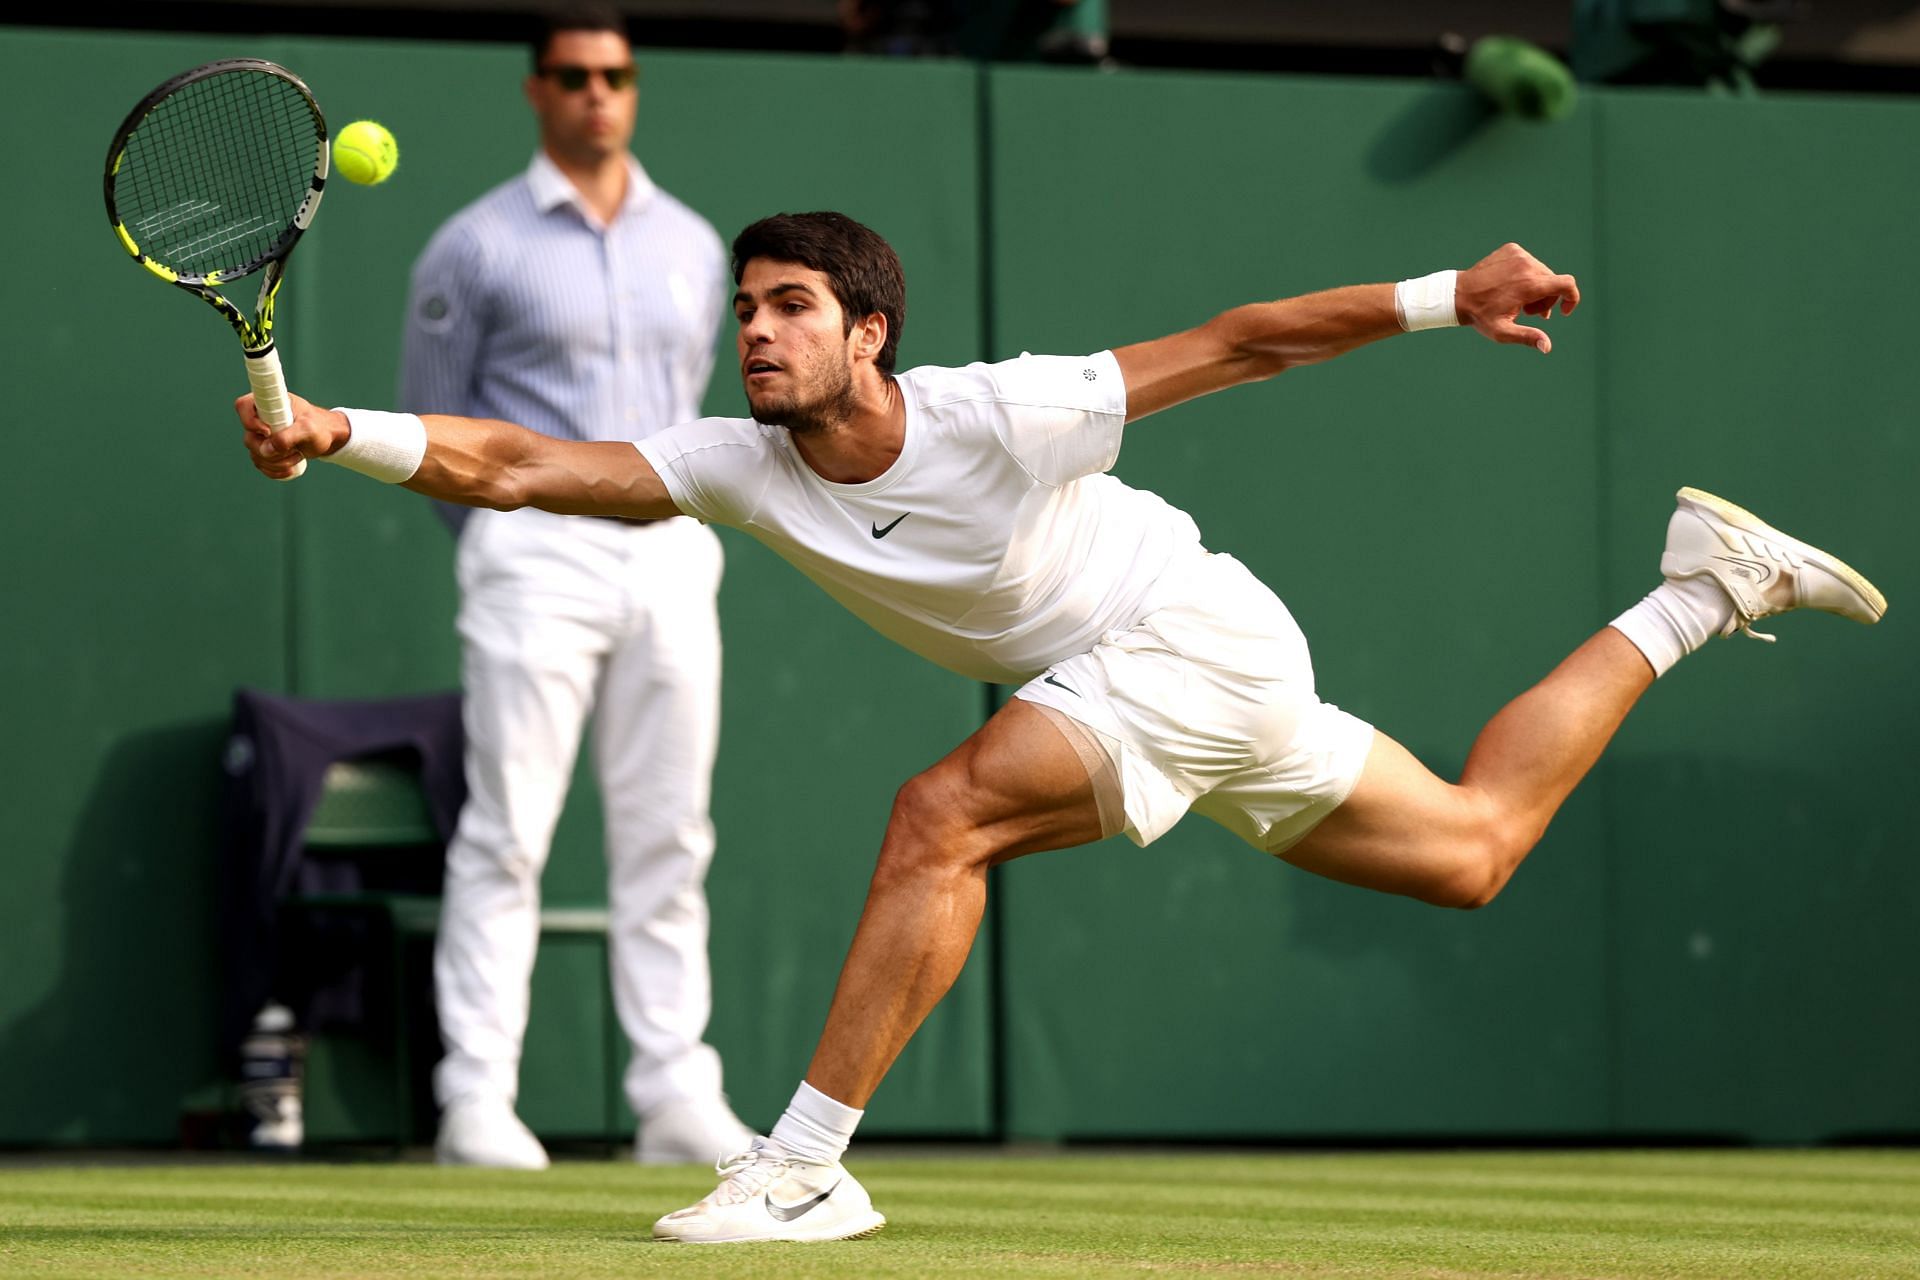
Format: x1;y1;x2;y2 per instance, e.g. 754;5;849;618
1014;550;1375;854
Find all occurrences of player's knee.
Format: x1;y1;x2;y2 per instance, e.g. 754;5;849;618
874;770;986;884
1428;822;1532;910
1420;860;1498;910
1443;865;1507;911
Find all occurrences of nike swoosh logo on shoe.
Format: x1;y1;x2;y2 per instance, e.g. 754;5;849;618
766;1180;840;1222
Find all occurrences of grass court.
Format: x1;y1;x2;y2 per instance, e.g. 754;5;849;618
3;1147;1917;1278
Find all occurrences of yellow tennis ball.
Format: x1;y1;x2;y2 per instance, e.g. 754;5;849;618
335;120;398;186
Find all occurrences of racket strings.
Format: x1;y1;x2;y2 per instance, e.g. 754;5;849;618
115;69;318;280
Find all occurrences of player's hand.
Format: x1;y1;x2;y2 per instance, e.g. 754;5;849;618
1456;243;1580;354
235;392;349;479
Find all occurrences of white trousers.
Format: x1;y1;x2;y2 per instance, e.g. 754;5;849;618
433;507;726;1120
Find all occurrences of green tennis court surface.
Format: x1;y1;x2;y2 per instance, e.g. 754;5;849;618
3;1149;1917;1278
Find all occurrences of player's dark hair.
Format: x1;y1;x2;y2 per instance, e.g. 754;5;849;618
529;1;631;69
731;212;908;374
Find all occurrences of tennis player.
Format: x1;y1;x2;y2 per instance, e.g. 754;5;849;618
237;211;1884;1244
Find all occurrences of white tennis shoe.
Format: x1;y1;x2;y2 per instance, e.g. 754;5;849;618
635;1096;755;1166
1662;486;1886;642
652;1139;885;1244
434;1093;550;1170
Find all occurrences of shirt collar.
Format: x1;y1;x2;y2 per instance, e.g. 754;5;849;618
526;149;657;225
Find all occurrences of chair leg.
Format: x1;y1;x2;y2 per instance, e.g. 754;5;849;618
601;934;619;1141
390;919;411;1157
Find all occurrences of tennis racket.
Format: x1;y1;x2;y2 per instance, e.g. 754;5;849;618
104;58;329;478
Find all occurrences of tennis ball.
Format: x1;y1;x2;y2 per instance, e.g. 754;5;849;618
335;120;399;185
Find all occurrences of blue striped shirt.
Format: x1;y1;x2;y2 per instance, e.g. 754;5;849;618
399;151;727;526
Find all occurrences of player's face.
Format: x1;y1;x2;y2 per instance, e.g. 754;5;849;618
525;30;638;165
733;259;860;433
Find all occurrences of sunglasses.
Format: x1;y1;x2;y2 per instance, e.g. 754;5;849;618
539;64;638;91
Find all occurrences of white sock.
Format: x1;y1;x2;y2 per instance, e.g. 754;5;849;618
1608;576;1736;677
767;1080;862;1166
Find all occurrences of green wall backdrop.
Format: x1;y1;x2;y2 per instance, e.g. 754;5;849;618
0;25;1913;1147
1594;92;1920;1142
987;67;1611;1140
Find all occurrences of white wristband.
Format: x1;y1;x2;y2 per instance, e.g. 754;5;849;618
1394;269;1459;332
325;408;426;483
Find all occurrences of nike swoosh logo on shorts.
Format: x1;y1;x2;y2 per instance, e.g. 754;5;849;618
766;1180;840;1222
872;513;909;539
1043;673;1078;696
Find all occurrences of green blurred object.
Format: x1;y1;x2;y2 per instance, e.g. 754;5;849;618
1573;0;1785;92
1040;0;1108;62
1466;35;1578;121
958;0;1109;63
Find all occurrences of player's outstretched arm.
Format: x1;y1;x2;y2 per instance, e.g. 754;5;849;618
234;393;682;520
1114;243;1580;423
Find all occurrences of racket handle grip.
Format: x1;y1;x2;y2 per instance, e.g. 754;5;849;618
245;345;307;480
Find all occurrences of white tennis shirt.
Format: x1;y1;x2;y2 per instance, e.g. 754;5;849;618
636;351;1203;684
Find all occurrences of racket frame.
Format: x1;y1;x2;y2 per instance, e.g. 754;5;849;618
103;57;330;474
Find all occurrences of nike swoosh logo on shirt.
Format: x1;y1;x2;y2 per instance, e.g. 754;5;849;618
872;513;910;539
766;1180;840;1222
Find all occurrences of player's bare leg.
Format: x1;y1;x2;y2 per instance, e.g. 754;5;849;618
805;696;1104;1106
653;696;1101;1243
1284;629;1650;908
1285;487;1885;909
